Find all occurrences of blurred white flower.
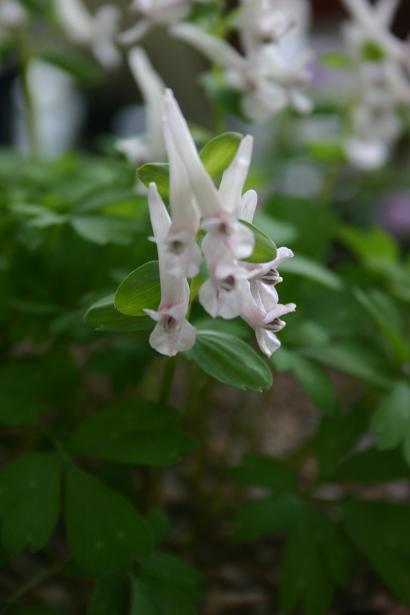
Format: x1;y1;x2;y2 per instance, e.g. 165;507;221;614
119;0;193;45
54;0;121;69
172;0;313;121
117;47;166;165
342;0;410;170
0;0;27;42
145;182;196;356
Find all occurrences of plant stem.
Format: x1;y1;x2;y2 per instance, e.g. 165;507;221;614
159;356;178;406
0;563;65;613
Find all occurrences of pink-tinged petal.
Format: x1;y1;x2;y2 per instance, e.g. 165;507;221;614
375;0;400;27
232;222;255;260
264;302;296;325
199;279;243;320
175;319;196;352
118;20;150;45
251;281;279;312
219;135;254;215
144;308;160;322
164;232;202;278
163;89;221;219
149;318;195;356
198;279;219;318
240;189;258;223
273;247;294;267
255;328;281;356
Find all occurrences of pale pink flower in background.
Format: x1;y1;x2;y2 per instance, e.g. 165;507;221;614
117;47;166;165
144;183;196;356
54;0;121;68
119;0;192;45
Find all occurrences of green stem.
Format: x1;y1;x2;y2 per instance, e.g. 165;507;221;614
159;356;178;406
0;563;65;613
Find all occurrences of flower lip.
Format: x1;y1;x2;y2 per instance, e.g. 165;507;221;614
220;275;236;291
163;314;177;331
266;317;285;332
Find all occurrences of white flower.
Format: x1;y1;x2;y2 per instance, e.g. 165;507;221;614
0;0;27;42
54;0;121;69
144;182;196;356
240;281;296;357
117;47;166;166
119;0;192;45
172;0;313;121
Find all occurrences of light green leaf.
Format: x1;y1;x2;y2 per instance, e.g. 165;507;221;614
340;500;410;604
319;51;354;69
69;399;193;466
230;454;296;492
65;465;154;576
242;220;277;263
115;261;160;317
0;454;61;553
138;133;242;198
138;164;170;200
280;255;343;290
84;294;152;333
199;131;242;178
70;216;138;245
372;382;410;465
186;329;273;391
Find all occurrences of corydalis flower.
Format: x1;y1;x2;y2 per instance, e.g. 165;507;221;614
144;182;196;356
117;47;165;165
54;0;121;69
172;0;312;121
0;0;27;42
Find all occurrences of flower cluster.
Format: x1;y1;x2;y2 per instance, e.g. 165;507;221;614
145;89;295;357
342;0;410;170
54;0;121;68
172;0;313;121
119;0;195;45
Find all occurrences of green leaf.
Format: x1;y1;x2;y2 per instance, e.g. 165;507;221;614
319;51;354;69
372;382;410;465
279;506;351;615
333;447;410;483
272;348;336;413
361;40;385;61
354;288;410;366
115;261;161;317
70;216;138;245
65;465;154;576
84;295;152;333
301;342;391;389
280;255;343;290
138;164;170;200
233;494;301;541
0;362;47;426
230;454;296;492
199;131;242;178
305;141;346;163
87;578;129;615
340;500;410;604
314;409;368;479
131;551;202;614
242;220;277;263
70;399;193;466
40;49;103;83
138;133;242;198
0;453;61;553
186;329;273;391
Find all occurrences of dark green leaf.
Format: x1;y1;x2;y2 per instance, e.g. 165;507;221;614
186;329;273;391
87;578;129;615
333;447;410;483
65;465;154;576
70;399;193;466
70;216;138;245
0;454;61;552
372;382;410;465
0;362;48;426
84;295;152;333
340;500;410;604
39;49;103;83
233;494;301;541
10;607;64;615
361;40;385;61
242;220;277;263
230;454;296;492
115;261;160;317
